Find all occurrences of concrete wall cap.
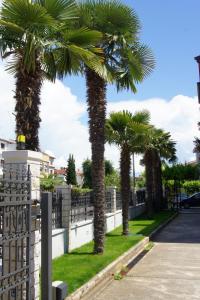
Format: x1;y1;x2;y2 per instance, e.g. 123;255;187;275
3;150;43;162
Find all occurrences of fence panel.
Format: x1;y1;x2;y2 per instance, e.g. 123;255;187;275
116;191;122;210
52;192;62;229
71;192;94;223
105;191;113;213
0;166;32;300
136;189;146;205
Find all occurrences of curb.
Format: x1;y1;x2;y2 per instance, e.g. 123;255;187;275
65;212;178;300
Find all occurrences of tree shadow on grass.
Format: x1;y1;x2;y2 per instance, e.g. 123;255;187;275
106;233;121;237
70;251;94;255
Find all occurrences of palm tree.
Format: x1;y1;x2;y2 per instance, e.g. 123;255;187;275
106;110;150;235
143;128;176;216
194;122;200;155
74;0;155;253
0;0;103;150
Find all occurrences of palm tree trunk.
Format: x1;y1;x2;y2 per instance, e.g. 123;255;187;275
132;152;136;206
120;145;131;235
157;157;163;208
144;149;154;218
85;67;106;254
152;150;163;212
15;55;42;151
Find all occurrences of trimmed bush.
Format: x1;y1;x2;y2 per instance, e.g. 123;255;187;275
182;181;200;195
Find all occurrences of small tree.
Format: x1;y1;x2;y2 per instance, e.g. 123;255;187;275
82;159;92;188
82;159;114;188
40;174;63;192
105;170;120;188
66;154;77;185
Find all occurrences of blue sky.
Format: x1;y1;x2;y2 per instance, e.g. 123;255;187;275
64;0;200;103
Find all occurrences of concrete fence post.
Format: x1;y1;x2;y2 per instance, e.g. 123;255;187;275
56;185;72;252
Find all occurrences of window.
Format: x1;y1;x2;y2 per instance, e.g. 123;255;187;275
1;143;5;149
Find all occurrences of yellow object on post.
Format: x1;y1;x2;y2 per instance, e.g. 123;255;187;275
17;135;26;143
17;134;26;150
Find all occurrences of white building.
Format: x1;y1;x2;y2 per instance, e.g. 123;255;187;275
0;138;16;176
40;151;55;175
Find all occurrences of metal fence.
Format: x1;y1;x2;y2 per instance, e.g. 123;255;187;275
70;189;146;224
105;191;113;213
0;166;32;299
52;192;62;229
116;191;122;210
136;189;146;205
71;191;94;223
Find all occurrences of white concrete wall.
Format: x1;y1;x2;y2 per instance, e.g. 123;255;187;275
37;204;146;266
67;204;145;252
52;229;67;258
70;219;93;250
37;228;67;267
129;204;146;220
115;210;123;227
106;213;115;232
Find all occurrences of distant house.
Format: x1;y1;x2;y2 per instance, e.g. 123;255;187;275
40;152;55;175
186;151;200;166
54;167;67;181
54;167;84;186
76;169;84;186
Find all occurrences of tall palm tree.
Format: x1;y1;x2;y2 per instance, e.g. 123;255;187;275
106;110;150;235
0;0;103;150
74;0;155;253
194;122;200;156
154;131;176;210
143;128;176;216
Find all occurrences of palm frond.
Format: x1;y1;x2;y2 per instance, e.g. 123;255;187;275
1;0;56;30
37;0;78;21
62;27;103;46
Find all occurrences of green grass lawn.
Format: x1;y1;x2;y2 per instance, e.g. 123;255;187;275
52;210;174;294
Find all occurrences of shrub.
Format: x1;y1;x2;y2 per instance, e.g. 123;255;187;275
71;187;92;197
182;181;200;195
40;174;64;192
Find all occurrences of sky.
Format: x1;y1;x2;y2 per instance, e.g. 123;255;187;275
0;0;200;174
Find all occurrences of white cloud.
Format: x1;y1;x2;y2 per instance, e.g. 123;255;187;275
40;79;90;169
0;66;15;139
107;95;199;172
0;62;199;174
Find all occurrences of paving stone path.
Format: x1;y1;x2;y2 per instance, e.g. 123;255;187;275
92;209;200;300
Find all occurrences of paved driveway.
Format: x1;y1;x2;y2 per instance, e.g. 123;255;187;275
92;211;200;300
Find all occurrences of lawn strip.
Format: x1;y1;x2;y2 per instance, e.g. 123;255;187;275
52;210;174;294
